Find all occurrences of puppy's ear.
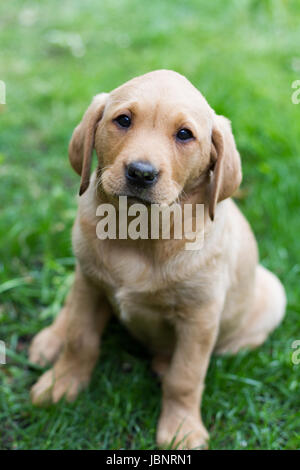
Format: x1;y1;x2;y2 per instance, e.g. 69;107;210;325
209;115;242;220
68;93;108;195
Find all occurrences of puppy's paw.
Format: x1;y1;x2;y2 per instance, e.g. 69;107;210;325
157;413;209;450
30;363;90;406
29;327;63;366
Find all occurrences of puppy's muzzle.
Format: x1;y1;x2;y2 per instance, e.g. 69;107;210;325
125;161;159;189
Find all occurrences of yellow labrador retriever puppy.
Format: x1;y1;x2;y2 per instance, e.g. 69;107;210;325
29;70;286;449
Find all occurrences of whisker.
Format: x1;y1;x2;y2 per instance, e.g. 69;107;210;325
94;166;111;195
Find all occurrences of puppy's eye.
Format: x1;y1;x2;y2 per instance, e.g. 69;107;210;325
114;114;131;128
176;128;194;142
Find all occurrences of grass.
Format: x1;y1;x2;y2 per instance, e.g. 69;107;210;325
0;0;300;450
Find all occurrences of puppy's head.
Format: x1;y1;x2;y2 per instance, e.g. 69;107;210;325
69;70;241;219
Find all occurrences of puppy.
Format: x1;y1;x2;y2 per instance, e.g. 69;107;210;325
29;70;286;449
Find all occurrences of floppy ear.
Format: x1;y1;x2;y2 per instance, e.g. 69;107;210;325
209;115;242;220
68;93;108;195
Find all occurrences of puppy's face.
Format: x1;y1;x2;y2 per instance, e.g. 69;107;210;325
96;72;213;205
69;70;241;219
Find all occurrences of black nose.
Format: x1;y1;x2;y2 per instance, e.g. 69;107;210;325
125;161;159;188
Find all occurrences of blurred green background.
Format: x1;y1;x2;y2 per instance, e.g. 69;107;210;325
0;0;300;450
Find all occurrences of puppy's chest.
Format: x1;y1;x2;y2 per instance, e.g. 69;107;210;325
99;254;174;317
90;243;203;322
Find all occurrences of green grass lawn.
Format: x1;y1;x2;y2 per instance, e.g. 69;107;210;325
1;0;300;450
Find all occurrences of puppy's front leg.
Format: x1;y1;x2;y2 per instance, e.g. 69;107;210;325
157;302;221;450
31;266;111;405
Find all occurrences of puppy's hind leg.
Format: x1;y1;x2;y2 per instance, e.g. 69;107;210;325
216;265;286;355
31;266;111;405
29;271;96;366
